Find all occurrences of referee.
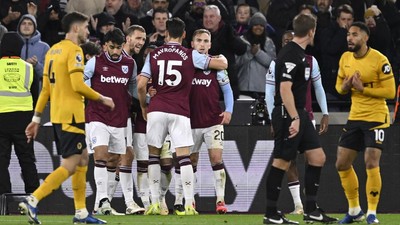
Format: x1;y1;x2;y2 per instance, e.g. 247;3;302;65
263;14;337;224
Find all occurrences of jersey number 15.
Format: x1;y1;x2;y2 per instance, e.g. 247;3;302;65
157;60;182;86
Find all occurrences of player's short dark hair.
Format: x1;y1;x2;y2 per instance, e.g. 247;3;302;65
80;41;101;57
350;21;370;36
62;12;89;33
104;28;125;45
166;17;185;39
192;29;211;40
125;25;146;36
152;8;169;20
292;13;316;37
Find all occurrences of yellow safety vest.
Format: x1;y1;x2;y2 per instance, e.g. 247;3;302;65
0;57;33;113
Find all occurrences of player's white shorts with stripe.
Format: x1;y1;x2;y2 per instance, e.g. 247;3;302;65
86;121;126;154
191;124;224;153
146;111;193;149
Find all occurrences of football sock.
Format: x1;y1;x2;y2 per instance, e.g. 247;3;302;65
107;167;118;200
338;166;360;214
305;165;321;213
265;166;285;217
33;166;69;203
160;165;172;200
137;161;150;209
75;208;89;220
288;181;302;208
148;154;161;204
366;167;381;212
174;167;183;206
72;165;88;210
120;165;134;205
94;160;109;202
178;155;194;207
212;163;226;203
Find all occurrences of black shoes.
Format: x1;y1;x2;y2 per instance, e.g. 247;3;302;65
303;208;338;224
264;212;299;224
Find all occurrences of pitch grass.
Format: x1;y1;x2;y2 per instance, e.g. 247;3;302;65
1;214;400;225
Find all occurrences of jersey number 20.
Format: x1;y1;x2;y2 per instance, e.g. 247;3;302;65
157;60;182;86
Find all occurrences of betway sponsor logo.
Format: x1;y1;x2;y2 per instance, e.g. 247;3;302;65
100;74;129;85
192;78;211;87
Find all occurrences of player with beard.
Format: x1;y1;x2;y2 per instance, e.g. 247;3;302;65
84;28;136;216
172;29;233;215
20;12;113;224
335;22;395;224
119;25;147;215
137;17;228;215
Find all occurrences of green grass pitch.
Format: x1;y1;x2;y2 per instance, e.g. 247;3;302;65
1;214;400;225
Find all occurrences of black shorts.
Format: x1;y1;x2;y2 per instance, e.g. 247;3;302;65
271;107;321;161
338;120;387;151
53;123;86;158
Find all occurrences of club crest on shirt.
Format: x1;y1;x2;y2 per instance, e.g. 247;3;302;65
122;65;129;74
76;53;82;63
203;70;211;75
382;63;391;74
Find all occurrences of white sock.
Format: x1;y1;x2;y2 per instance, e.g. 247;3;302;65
148;164;161;204
213;168;226;203
160;170;172;199
27;195;39;207
367;210;376;216
288;182;302;207
349;206;362;216
94;165;109;202
180;164;194;207
174;172;183;205
137;172;150;208
119;166;134;206
75;208;89;219
107;171;119;200
93;192;99;212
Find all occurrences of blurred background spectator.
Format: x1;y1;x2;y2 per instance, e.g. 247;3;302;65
0;0;37;31
37;1;66;47
236;12;275;99
203;5;247;99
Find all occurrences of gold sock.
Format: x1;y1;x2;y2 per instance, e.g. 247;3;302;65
338;166;359;208
33;166;69;201
366;167;381;211
72;165;88;210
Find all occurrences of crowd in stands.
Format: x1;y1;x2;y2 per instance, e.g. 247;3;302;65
1;0;400;112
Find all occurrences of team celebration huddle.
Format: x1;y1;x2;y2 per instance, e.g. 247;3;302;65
1;1;396;225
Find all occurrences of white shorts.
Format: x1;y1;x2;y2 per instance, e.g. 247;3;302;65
87;121;126;154
133;133;148;161
85;123;94;154
146;112;193;149
191;125;224;153
125;118;133;148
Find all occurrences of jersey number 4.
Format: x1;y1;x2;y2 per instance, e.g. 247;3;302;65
48;59;55;84
157;60;182;86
